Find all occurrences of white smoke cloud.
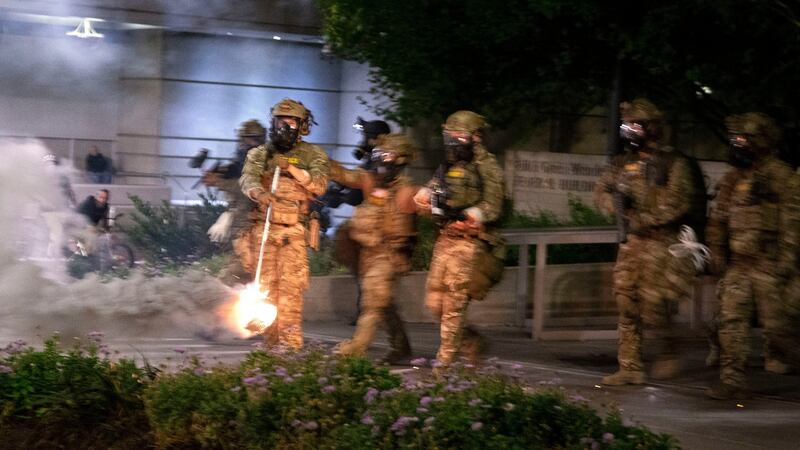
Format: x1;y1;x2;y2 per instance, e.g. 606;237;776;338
0;138;238;341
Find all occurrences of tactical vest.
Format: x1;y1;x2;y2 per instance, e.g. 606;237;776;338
443;162;483;212
349;180;415;249
728;170;780;259
259;149;312;226
625;149;707;238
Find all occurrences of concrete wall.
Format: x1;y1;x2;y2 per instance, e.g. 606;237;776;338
304;263;710;330
0;19;379;206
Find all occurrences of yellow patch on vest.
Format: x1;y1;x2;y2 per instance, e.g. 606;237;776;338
447;169;464;178
367;195;387;206
287;156;300;165
624;163;639;172
735;181;751;192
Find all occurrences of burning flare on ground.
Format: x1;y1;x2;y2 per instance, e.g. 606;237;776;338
231;282;277;337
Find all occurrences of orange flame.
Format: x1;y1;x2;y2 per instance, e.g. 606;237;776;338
230;282;277;337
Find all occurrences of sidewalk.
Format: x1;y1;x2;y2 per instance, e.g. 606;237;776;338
305;321;800;450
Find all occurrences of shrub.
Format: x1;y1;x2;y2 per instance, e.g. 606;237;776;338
1;340;678;449
123;192;226;265
0;335;153;448
144;348;678;450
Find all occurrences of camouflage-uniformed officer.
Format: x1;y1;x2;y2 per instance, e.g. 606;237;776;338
705;113;800;400
414;111;505;369
331;133;417;362
325;118;392;324
204;119;266;285
239;99;329;349
594;99;702;385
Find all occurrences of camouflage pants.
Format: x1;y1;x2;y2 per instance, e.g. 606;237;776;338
613;234;694;371
244;221;309;350
337;246;410;356
775;275;800;367
718;263;785;388
218;230;252;287
426;234;483;366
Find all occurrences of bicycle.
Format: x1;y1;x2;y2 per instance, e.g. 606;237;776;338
65;212;135;276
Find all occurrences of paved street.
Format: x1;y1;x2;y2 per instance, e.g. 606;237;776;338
4;321;799;450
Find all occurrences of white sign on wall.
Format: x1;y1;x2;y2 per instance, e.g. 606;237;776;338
505;150;729;219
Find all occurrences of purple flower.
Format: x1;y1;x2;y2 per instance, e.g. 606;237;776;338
318;376;328;385
431;359;443;368
416;407;429;414
230;386;241;392
303;421;319;431
291;419;303;428
433;396;445;403
88;331;104;340
364;387;379;404
602;432;615;443
471;422;483;431
173;347;187;354
468;399;482;407
390;416;419;435
511;363;523;370
361;414;375;425
322;385;336;394
410;357;427;366
424;417;435;426
0;365;12;374
274;366;288;377
194;367;206;376
570;394;588;402
242;375;267;386
503;403;515;411
419;396;432;407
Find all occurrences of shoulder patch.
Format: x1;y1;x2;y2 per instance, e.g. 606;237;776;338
447;169;464;178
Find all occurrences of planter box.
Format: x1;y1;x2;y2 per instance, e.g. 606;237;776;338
306;264;715;333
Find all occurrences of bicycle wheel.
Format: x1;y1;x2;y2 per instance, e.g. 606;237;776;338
109;243;135;270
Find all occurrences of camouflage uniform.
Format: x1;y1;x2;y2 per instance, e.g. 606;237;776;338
239;99;329;349
419;111;505;368
706;113;800;398
217;120;266;285
594;99;701;385
331;134;417;360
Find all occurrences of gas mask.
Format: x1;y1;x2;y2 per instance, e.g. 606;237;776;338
443;133;475;164
269;117;300;153
370;147;402;187
619;121;648;149
353;133;380;163
728;134;757;168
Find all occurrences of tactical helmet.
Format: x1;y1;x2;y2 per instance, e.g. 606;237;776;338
443;110;488;134
271;98;312;136
725;112;781;150
619;98;664;142
354;117;391;139
238;119;266;138
372;133;417;166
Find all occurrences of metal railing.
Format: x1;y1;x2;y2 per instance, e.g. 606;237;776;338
502;226;620;340
501;226;709;340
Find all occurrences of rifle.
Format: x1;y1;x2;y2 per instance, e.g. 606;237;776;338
188;148;224;189
430;164;466;225
610;163;628;244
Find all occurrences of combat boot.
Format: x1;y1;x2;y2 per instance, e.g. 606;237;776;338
765;359;792;375
461;335;488;367
705;382;751;400
651;358;681;380
378;347;412;365
705;346;720;367
333;340;363;357
601;369;646;386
